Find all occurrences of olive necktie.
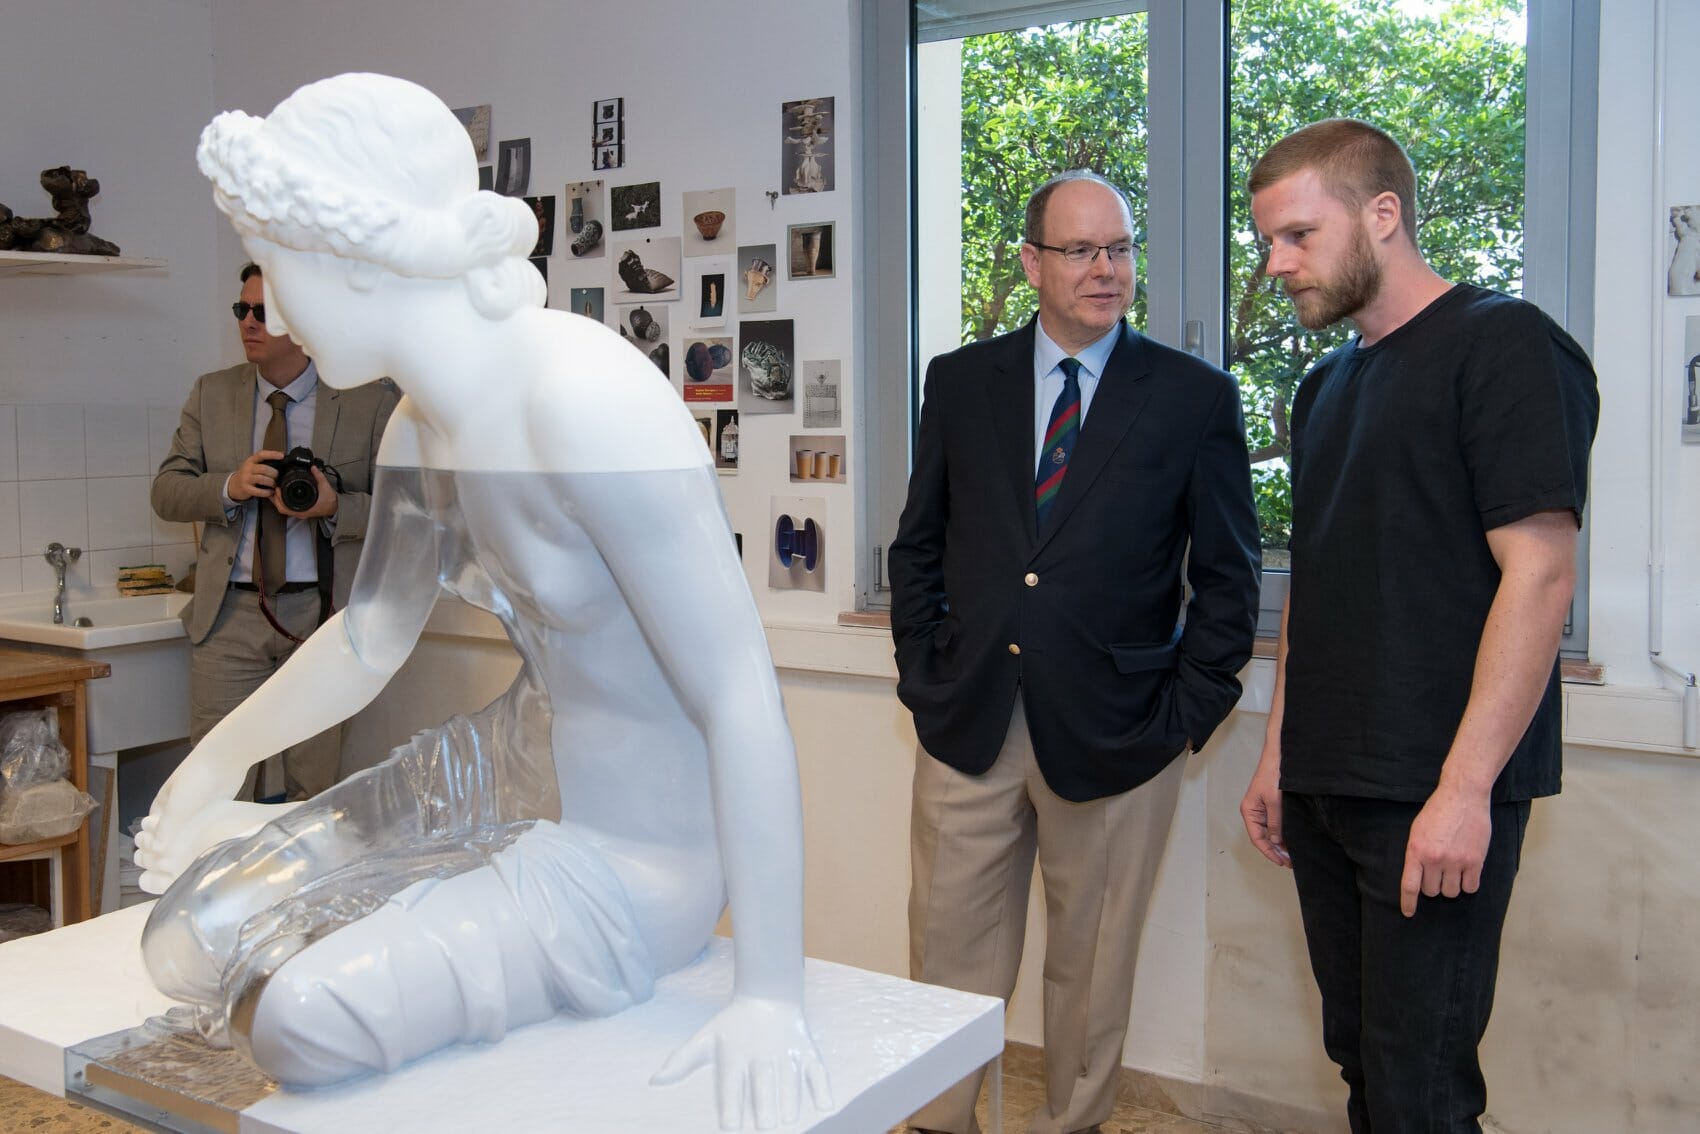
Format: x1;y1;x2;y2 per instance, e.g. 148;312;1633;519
1035;357;1082;530
257;389;290;595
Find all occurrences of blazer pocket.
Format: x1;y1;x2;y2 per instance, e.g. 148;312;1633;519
1110;639;1178;673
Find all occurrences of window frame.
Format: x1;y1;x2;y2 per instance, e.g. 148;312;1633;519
859;0;1598;656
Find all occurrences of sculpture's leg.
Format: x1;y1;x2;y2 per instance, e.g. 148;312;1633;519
228;820;655;1086
142;667;557;1013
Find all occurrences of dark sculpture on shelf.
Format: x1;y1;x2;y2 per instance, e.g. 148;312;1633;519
0;166;121;255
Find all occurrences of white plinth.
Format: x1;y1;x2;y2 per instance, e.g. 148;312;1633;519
0;906;1003;1134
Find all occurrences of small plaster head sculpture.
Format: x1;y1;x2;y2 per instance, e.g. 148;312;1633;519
196;73;544;381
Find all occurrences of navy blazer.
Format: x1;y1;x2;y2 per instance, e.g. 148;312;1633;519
889;319;1260;802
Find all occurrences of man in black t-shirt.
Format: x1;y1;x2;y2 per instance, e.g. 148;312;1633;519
1238;119;1598;1133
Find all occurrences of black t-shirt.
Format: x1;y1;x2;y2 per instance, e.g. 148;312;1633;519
1280;284;1599;802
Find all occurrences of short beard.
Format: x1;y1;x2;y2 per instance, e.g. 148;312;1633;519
1291;223;1381;331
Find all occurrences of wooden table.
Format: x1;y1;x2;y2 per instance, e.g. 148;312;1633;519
0;647;110;925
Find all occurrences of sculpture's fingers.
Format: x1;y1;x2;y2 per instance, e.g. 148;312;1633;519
137;867;173;895
804;1056;833;1112
715;1051;746;1132
651;1030;713;1086
778;1053;802;1124
749;1059;778;1131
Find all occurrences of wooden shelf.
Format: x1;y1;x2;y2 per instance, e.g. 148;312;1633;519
0;250;165;278
0;831;78;864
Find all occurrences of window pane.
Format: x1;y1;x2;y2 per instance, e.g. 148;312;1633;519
918;11;1151;372
1228;0;1527;566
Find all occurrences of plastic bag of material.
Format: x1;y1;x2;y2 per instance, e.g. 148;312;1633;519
0;709;96;844
0;709;69;787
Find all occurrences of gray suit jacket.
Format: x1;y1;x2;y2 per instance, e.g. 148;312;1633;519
152;361;401;644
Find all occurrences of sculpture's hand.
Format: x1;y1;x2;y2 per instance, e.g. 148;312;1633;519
652;996;833;1131
135;749;293;892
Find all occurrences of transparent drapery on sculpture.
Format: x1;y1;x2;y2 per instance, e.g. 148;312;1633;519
133;72;829;1130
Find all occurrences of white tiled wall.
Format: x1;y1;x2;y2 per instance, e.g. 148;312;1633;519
0;403;195;595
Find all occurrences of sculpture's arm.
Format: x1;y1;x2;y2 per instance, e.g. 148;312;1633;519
571;466;831;1128
136;458;444;892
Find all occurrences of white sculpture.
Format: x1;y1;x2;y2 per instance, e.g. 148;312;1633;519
133;72;830;1130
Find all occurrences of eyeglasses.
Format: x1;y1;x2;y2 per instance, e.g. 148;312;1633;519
231;301;266;323
1027;241;1137;265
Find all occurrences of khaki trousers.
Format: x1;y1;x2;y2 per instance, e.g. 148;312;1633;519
190;587;344;801
908;699;1184;1134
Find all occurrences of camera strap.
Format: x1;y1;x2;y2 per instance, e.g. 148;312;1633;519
253;526;335;646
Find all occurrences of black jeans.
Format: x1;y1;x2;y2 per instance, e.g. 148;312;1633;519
1283;792;1531;1134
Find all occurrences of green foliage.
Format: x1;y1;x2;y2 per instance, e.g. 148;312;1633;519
958;0;1527;548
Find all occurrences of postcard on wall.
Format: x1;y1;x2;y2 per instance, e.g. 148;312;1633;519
715;409;740;472
686;257;732;328
452;104;491;160
496;138;531;197
611;181;661;231
787;222;835;280
694;413;714;455
568;286;605;325
594;143;625;171
524;195;556;258
617;302;669;378
737;243;778;314
611;235;680;303
738;319;795;415
682;187;736;258
781;97;834;195
683;336;735;403
788;433;846;484
564;180;606;260
478;165;493;191
769;496;826;592
529;256;548;292
800;360;841;428
1671;205;1700;296
1684;316;1700;443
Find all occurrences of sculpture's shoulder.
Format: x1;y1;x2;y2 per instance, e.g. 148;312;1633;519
375;394;426;468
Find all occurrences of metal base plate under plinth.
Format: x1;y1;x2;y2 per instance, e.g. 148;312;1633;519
69;1020;274;1134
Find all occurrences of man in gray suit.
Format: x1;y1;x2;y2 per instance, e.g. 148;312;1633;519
153;263;399;801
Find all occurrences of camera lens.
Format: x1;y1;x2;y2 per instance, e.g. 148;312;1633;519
277;466;319;511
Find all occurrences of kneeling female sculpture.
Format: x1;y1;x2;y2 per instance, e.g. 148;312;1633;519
133;72;829;1130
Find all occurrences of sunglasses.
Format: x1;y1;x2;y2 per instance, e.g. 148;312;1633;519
231;301;267;323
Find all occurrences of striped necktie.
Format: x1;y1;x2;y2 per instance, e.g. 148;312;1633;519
1035;356;1082;529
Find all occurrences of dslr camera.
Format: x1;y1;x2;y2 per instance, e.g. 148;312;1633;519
264;446;342;512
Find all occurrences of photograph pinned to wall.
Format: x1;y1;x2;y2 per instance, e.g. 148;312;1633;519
594;96;623;126
528;256;548;291
611;235;680;302
478;166;493;191
617;303;670;377
769;495;826;591
715;409;740;473
738;319;795;414
683;337;735;403
610;180;661;231
524;195;556;257
564;180;606;259
788;433;846;484
801;359;841;428
1684;316;1700;443
686;257;731;328
787;222;834;279
594;143;624;172
693;413;714;454
452;104;491;160
495;138;531;197
568;286;604;325
682;187;736;258
1670;206;1700;296
595;119;623;149
737;243;778;314
781;97;834;195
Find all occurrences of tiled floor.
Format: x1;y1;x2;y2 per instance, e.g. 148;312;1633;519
1;1046;1293;1133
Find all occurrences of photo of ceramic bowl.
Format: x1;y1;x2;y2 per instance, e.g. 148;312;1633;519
693;210;726;240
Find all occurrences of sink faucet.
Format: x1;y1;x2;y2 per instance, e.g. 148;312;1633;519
44;542;82;624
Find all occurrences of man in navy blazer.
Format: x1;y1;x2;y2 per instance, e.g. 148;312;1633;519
890;171;1259;1134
